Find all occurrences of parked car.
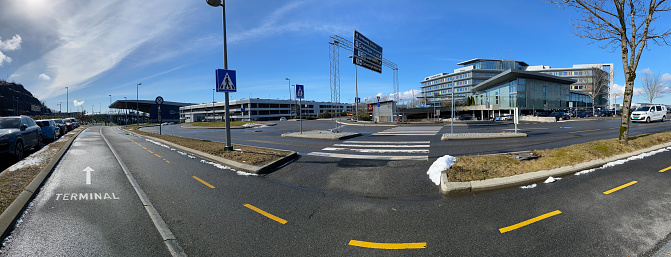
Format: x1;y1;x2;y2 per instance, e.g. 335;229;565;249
631;105;667;123
576;111;592;118
549;112;571;121
458;114;475;120
64;118;77;131
51;118;67;136
0;116;43;160
534;111;550;117
36;119;59;142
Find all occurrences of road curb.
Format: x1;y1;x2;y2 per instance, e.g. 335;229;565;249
123;129;297;174
440;141;671;196
0;128;85;239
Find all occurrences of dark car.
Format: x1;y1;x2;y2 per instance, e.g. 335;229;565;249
0;116;43;160
549;112;571;121
576;111;592;118
535;111;550;117
51;118;67;136
458;114;475;120
36;119;59;142
64;118;75;131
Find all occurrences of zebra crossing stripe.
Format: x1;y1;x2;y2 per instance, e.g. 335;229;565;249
322;147;429;153
342;141;430;144
333;144;430;148
308;152;428;161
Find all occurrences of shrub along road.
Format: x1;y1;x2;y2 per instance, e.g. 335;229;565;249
1;126;670;256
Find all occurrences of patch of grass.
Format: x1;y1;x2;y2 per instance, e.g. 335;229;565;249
128;128;291;166
0;130;79;214
448;130;671;182
191;121;262;127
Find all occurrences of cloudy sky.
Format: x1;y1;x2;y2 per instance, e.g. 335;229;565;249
0;0;669;113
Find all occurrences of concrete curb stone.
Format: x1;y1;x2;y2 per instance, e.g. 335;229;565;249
0;127;86;238
441;141;671;196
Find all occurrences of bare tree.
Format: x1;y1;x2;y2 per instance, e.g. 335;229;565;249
586;67;610;116
640;71;667;103
549;0;671;142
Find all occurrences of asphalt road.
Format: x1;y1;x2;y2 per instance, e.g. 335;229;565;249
1;125;670;256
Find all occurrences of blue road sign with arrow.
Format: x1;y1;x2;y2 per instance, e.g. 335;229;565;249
216;69;237;93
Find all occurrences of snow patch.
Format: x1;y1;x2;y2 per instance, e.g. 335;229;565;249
199;160;258;176
427;155;456;185
187;155;196;159
520;184;537;189
8;145;54;172
575;146;671;176
145;138;170;149
177;151;187;156
543;176;562;183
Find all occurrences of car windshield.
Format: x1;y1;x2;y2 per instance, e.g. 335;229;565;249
37;121;51;127
0;117;21;129
635;106;650;112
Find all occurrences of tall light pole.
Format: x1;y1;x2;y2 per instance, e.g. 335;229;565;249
136;83;141;124
124;97;127;125
212;88;215;122
66;87;69;115
347;56;359;121
58;102;62;114
109;94;112;124
285;78;291;118
207;0;233;151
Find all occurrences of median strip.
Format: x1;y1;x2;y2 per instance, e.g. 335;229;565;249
603;181;637;195
243;204;287;224
499;210;562;233
348;240;426;249
192;176;215;189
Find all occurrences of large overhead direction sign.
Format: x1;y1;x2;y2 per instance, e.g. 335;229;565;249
353;30;383;74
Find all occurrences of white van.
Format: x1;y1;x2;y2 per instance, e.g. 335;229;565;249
631;105;667;122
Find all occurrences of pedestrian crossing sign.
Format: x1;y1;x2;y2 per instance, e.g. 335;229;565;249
216;69;237;92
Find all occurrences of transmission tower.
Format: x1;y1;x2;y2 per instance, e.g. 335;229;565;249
329;34;400;124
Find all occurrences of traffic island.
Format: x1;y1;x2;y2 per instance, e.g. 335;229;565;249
124;128;296;174
281;130;361;140
439;130;671;196
441;132;527;140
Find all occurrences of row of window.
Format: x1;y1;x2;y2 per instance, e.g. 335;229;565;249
542;70;593;76
421;73;475;86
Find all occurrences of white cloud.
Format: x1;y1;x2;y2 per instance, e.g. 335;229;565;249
637;68;653;75
0;51;11;66
73;100;84;106
0;34;22;51
8;1;192;99
391;89;422;102
38;73;51;81
611;83;643;96
662;73;671;82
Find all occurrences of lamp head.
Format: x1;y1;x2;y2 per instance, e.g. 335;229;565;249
206;0;222;7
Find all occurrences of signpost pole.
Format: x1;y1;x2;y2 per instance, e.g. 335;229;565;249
299;99;302;134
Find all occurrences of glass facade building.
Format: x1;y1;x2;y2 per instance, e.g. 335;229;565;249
421;59;612;109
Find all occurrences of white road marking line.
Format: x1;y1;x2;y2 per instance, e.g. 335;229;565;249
372;133;440;136
308;152;428;161
334;144;430;148
342;141;430;144
322;147;429;153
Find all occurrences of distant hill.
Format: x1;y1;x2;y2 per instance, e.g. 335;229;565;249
0;80;51;116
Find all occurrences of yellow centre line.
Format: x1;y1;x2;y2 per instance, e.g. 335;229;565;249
143;147;147;149
154;154;161;158
603;181;637;195
499;210;562;233
193;176;215;188
348;240;426;249
148;150;154;154
243;204;287;224
659;166;671;173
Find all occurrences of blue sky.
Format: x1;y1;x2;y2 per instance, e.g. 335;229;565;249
0;0;669;113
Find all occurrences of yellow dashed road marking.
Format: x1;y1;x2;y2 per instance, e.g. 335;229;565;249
244;204;287;224
193;176;215;188
348;240;426;249
659;166;671;173
499;210;562;233
603;181;637;195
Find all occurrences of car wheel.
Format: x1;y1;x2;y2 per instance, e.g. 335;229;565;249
36;135;43;150
14;141;24;161
54;131;59;141
663;116;666;122
646;117;651;123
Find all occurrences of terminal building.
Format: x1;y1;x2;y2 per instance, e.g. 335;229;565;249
179;98;352;122
420;59;613;113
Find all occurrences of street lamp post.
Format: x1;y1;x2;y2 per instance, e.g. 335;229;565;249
66;87;69;115
207;0;233;151
109;94;112;124
347;56;359;122
212;89;215;122
285;78;291;118
136;83;141;125
124;97;128;125
58;102;62;115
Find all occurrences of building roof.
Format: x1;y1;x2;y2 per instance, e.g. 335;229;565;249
457;58;529;67
471;69;577;92
109;100;197;114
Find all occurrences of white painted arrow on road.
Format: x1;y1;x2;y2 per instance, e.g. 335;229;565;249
84;166;94;185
